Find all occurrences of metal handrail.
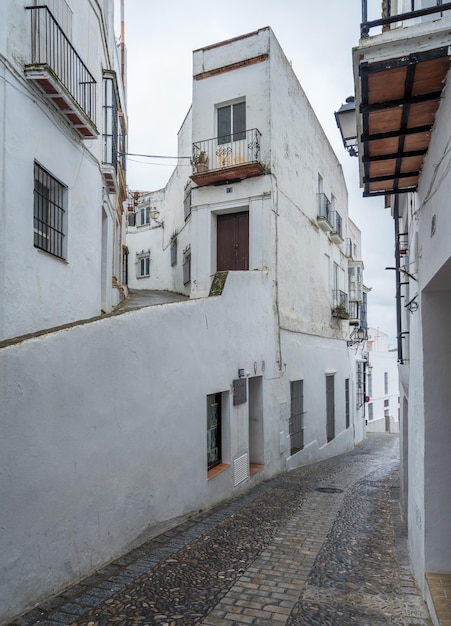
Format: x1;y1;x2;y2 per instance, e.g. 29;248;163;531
192;128;261;174
26;5;96;122
361;0;451;37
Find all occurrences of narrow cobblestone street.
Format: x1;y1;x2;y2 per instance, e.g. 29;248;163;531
10;434;431;626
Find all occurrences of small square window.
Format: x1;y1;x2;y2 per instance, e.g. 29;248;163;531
136;250;150;278
137;206;150;227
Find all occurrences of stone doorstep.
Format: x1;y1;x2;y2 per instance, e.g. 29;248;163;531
425;573;451;626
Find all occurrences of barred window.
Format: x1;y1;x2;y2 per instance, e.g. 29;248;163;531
34;162;66;259
102;73;118;171
183;245;191;284
170;235;178;266
356;361;365;409
184;183;192;220
289;380;304;454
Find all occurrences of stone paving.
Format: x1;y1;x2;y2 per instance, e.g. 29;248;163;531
9;434;431;626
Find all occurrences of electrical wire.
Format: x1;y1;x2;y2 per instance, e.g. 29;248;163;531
119;152;192;160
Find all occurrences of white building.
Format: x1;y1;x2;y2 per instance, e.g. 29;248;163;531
365;328;399;433
349;1;451;621
0;0;127;342
0;25;371;624
127;26;370;469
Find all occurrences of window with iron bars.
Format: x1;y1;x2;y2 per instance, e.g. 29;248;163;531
33;162;67;259
183;245;191;284
103;73;118;171
345;378;350;429
170;235;178;266
289;380;304;454
356;361;365;409
184;183;192;220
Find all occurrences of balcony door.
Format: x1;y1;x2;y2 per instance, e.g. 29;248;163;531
217;211;249;271
217;101;246;144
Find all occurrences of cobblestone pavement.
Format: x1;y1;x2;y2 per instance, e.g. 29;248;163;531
9;434;431;626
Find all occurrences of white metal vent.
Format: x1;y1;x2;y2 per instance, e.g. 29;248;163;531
233;453;249;487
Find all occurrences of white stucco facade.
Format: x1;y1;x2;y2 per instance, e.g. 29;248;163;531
0;26;369;624
351;4;451;616
399;77;451;588
0;0;126;342
127;26;368;462
365;328;399;433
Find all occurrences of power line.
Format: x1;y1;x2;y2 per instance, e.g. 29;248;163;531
119;152;191;160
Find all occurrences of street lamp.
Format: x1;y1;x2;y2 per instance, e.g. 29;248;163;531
335;96;358;157
347;326;367;347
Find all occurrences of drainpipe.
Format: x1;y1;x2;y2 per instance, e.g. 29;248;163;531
393;195;404;364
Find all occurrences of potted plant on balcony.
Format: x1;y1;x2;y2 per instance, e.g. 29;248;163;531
193;151;208;173
332;303;349;319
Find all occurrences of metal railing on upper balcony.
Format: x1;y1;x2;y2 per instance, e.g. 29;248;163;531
317;193;331;221
26;5;96;123
192;129;261;174
333;289;349;310
329;210;343;237
361;0;451;37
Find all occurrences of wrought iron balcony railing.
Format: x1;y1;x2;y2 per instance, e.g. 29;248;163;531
332;290;349;318
25;5;97;138
361;0;451;37
329;210;343;243
317;193;331;221
191;129;264;186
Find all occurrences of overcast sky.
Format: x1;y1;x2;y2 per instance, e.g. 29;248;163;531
115;0;397;343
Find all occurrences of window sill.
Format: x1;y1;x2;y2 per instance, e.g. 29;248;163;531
250;463;264;477
207;463;230;480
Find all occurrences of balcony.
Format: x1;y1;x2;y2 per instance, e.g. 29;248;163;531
317;193;332;232
354;1;451;196
190;129;264;187
348;301;361;327
329;210;343;244
332;290;349;319
24;6;98;139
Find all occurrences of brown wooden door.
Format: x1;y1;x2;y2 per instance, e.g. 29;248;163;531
217;211;249;271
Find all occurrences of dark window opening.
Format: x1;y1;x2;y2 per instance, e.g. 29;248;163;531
218;101;246;144
34;162;66;259
207;393;222;470
289;380;304;454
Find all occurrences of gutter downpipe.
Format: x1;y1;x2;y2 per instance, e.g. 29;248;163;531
393;194;404;364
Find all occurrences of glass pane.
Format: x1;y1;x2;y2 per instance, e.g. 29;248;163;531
218;105;231;144
233;101;246;141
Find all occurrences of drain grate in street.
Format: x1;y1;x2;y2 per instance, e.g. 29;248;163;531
315;487;344;494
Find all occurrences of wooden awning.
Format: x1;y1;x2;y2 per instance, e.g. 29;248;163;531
359;47;450;197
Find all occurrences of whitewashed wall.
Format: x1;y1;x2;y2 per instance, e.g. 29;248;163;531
1;270;365;624
0;1;118;341
366;329;399;433
0;272;279;623
404;68;451;587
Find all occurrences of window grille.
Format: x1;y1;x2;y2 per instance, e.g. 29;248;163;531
33;162;66;259
345;378;350;429
289;380;304;454
103;73;118;171
183;246;191;284
184;183;192;220
207;393;222;470
356;362;365;409
170;235;177;266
